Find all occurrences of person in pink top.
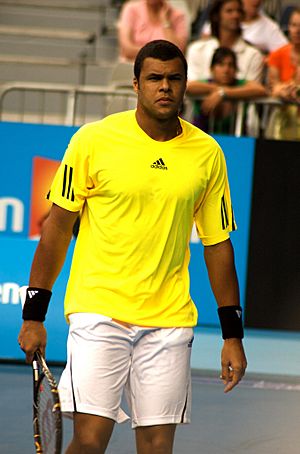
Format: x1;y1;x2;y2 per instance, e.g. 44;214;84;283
118;0;189;61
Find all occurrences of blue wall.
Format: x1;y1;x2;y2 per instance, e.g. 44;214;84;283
0;122;255;361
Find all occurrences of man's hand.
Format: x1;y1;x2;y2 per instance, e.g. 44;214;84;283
201;90;224;115
18;321;47;363
220;338;247;393
272;82;298;101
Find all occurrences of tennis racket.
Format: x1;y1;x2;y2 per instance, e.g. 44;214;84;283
32;350;62;453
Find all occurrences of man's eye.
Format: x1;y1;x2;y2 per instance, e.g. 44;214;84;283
170;76;182;81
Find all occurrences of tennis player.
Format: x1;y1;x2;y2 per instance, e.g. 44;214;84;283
18;39;247;454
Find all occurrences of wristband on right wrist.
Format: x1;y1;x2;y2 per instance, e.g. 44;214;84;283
218;305;244;339
22;287;52;322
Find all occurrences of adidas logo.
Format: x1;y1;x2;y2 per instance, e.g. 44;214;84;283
236;310;242;318
28;290;39;298
151;158;168;170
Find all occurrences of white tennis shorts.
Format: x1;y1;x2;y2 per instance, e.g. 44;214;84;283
58;313;194;428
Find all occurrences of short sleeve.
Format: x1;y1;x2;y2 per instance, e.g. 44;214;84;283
186;42;204;81
267;24;287;52
117;1;138;32
267;48;281;69
47;126;92;212
245;49;264;82
194;146;236;246
172;11;189;48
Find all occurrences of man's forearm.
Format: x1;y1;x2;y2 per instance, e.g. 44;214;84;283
29;232;71;290
204;239;240;308
29;205;77;290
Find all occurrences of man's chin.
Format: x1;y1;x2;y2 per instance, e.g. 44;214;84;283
154;107;178;120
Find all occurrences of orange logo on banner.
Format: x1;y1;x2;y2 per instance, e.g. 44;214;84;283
29;157;60;239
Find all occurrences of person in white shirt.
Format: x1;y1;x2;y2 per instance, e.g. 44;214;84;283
242;0;287;53
186;0;264;83
200;0;287;54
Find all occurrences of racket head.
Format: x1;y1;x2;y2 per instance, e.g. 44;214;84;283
33;351;62;454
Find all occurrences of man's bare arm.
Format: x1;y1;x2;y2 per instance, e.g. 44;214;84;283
204;239;247;392
18;204;79;362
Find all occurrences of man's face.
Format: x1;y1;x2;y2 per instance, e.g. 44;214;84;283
133;57;187;121
211;56;236;85
242;0;262;16
289;12;300;46
219;0;243;32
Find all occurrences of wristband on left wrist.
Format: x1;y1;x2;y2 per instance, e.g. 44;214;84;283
218;305;244;339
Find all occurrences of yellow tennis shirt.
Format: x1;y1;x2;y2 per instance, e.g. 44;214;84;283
48;110;236;327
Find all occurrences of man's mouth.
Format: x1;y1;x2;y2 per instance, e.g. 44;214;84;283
156;97;173;104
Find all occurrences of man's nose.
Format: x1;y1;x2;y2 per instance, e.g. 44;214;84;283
160;78;170;91
232;11;241;19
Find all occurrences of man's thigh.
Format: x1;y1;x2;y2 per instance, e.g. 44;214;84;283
59;313;132;422
127;327;194;428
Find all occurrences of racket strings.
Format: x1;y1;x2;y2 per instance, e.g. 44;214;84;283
37;376;60;452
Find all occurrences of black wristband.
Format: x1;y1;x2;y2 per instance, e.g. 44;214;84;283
218;305;244;339
22;287;52;322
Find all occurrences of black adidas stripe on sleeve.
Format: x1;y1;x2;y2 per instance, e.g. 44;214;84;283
221;195;236;231
62;164;75;202
221;195;229;230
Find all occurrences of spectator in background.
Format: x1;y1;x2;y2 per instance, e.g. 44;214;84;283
118;0;189;62
201;0;288;54
180;0;204;26
186;0;264;85
266;7;300;140
186;46;266;134
242;0;288;54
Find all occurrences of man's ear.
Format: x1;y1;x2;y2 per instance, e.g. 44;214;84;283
133;77;139;93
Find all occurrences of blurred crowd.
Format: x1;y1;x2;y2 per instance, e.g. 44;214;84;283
115;0;300;140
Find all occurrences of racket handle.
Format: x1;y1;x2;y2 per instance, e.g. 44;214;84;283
32;356;39;382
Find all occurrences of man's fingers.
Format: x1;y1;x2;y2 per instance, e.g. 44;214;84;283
26;352;35;364
18;338;44;363
18;321;47;363
19;342;35;363
220;366;245;393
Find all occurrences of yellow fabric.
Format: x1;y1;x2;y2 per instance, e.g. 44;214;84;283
48;110;236;327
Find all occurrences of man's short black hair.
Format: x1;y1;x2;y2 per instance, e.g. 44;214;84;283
134;40;188;81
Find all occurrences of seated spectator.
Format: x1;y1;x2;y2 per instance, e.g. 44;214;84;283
186;47;266;134
118;0;189;62
186;0;264;84
179;0;204;28
241;0;288;54
266;7;300;140
201;0;288;54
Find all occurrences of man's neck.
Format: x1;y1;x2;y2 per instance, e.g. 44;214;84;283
218;29;239;48
243;10;260;23
146;2;162;18
135;110;181;142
